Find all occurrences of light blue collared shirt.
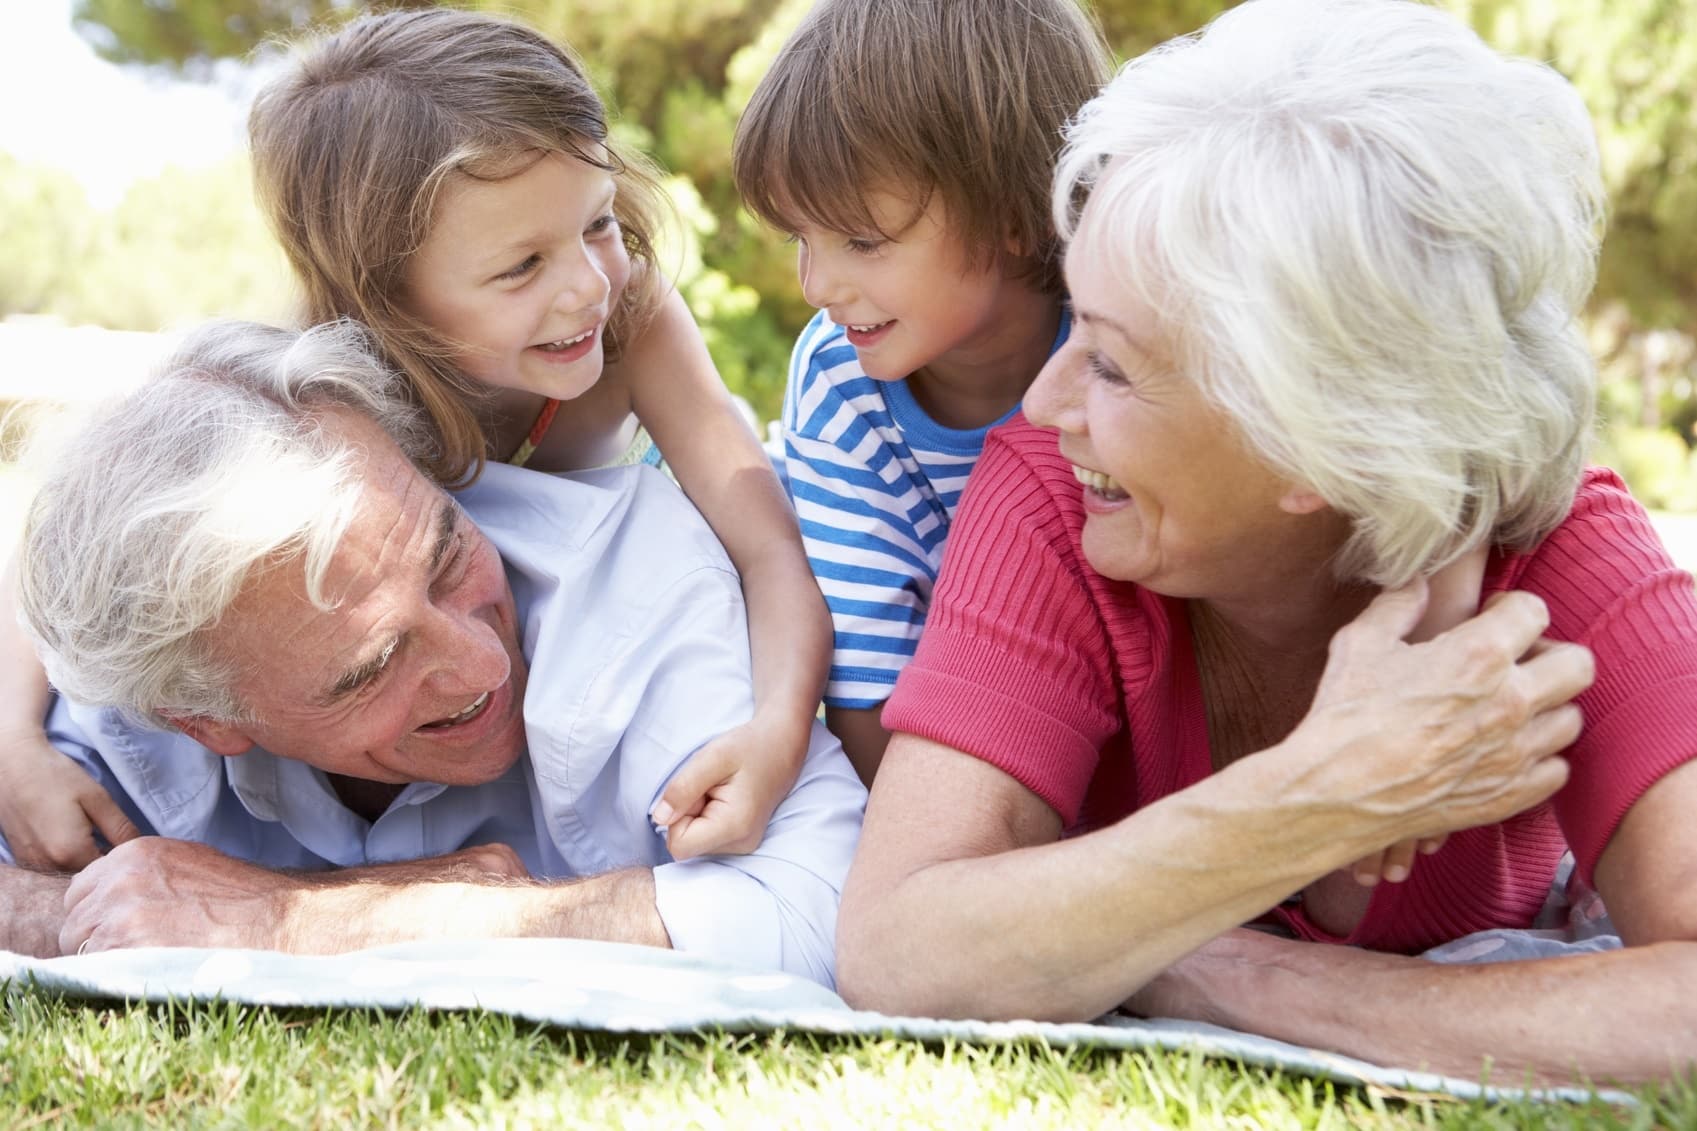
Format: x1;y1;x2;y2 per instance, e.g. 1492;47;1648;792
18;463;866;987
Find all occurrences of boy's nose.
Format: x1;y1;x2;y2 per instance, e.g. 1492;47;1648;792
796;242;838;308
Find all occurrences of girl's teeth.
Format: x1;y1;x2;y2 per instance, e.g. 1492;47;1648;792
1072;465;1129;498
543;329;593;349
849;322;887;333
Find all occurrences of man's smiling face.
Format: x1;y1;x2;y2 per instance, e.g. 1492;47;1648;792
188;408;529;786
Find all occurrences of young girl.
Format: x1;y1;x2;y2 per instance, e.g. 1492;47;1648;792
0;7;831;865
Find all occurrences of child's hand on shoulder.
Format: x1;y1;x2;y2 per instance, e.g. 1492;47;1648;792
650;712;811;860
0;731;140;871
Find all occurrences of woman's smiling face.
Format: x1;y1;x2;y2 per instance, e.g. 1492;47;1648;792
1022;207;1323;599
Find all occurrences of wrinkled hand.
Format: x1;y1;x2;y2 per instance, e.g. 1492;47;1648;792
650;715;808;859
61;838;298;954
1291;580;1593;854
426;842;530;882
0;731;140;871
1341;550;1484;885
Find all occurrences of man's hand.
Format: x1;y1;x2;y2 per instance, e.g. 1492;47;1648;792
0;732;140;871
650;713;807;859
61;838;295;953
60;839;534;954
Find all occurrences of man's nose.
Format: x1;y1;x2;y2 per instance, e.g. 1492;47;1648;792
422;608;510;697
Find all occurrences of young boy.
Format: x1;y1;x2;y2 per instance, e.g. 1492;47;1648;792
732;0;1113;781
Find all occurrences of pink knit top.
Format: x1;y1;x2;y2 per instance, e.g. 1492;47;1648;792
884;416;1697;954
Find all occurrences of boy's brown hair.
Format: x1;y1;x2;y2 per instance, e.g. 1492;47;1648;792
250;8;667;484
733;0;1112;296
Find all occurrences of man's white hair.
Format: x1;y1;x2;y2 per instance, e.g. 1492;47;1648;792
20;319;437;728
1054;0;1605;586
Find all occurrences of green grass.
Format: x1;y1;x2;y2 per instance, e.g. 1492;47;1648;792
2;989;1690;1129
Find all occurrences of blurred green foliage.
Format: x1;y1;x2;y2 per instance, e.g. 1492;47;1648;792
1;0;1690;506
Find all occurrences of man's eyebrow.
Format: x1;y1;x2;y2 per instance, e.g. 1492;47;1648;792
323;636;399;705
319;501;458;706
427;498;458;573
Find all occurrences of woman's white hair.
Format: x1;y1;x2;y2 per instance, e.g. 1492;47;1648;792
1054;0;1605;586
19;319;437;728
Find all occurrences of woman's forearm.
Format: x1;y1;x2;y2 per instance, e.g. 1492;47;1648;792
838;739;1401;1020
1139;930;1697;1086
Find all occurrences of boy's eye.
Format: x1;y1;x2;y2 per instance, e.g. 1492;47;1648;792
845;237;885;255
494;254;541;282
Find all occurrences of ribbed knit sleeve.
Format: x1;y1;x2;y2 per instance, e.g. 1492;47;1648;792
882;421;1131;824
1506;467;1697;884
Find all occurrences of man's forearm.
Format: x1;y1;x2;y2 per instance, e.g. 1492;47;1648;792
64;839;672;956
275;868;671;954
1140;931;1697;1086
0;865;71;957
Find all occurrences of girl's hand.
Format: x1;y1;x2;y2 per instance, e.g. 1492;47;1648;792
0;732;140;871
650;713;810;859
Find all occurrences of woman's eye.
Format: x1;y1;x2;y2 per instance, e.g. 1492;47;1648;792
1086;350;1129;385
495;254;541;282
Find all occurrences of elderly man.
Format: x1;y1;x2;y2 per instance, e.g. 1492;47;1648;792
0;320;863;986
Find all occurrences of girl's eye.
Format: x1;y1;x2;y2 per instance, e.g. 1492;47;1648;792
495;254;541;282
587;213;620;237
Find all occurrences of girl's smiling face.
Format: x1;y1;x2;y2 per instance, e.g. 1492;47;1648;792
402;150;631;403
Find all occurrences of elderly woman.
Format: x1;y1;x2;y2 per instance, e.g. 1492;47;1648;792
838;0;1697;1085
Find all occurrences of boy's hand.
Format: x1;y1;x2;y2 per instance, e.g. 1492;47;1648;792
1341;546;1486;888
0;732;141;871
650;714;809;860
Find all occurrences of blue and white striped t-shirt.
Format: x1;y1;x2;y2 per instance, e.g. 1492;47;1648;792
782;309;1072;708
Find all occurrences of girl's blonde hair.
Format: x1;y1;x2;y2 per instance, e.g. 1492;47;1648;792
250;7;666;484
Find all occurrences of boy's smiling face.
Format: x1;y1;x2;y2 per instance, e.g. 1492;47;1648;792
789;187;1016;385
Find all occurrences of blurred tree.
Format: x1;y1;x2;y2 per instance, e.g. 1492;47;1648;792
0;155;93;317
1457;0;1697;335
71;0;385;72
59;157;294;331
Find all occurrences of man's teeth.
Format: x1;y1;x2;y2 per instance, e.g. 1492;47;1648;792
434;691;489;727
1072;465;1129;498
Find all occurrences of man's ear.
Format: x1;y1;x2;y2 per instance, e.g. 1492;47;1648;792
160;713;256;757
1278;484;1330;515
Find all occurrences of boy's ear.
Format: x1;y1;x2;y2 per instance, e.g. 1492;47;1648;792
160;712;256;758
1278;484;1330;515
1003;223;1032;259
